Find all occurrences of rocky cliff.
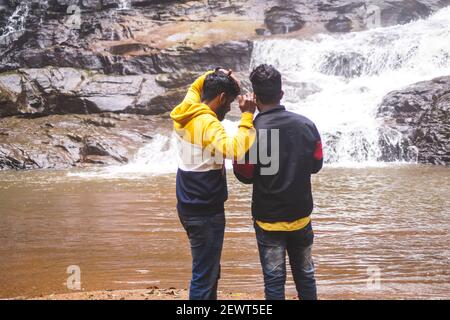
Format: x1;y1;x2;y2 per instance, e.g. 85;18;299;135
1;0;449;169
2;0;448;75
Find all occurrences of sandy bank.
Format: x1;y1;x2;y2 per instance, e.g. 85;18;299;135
22;288;278;300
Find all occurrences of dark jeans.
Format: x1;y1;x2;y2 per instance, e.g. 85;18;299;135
179;212;225;300
255;221;317;300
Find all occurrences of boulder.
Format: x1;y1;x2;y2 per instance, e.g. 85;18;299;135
377;0;433;27
378;76;450;165
264;6;305;35
325;16;353;33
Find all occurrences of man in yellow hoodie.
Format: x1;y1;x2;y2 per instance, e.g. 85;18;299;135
170;68;256;300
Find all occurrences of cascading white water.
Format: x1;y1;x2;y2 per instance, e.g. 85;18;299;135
71;7;450;178
251;6;450;165
69;134;179;179
0;2;29;40
118;0;131;10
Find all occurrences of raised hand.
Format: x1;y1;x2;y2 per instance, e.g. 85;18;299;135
217;68;241;88
238;93;257;114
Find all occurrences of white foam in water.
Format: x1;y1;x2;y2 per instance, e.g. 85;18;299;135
68;121;240;179
70;7;450;178
68;134;179;179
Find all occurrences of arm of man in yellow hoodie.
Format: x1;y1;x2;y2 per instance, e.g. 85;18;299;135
175;70;256;160
202;95;256;161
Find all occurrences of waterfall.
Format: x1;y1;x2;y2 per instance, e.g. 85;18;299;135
251;6;450;165
0;2;29;42
71;6;450;178
118;0;131;10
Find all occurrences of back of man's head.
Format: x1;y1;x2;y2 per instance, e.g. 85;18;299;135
202;71;241;102
250;64;282;105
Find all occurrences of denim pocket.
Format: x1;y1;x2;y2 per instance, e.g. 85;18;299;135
180;214;225;249
210;213;226;230
303;222;314;245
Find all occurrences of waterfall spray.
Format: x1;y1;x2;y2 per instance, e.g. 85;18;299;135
118;0;131;10
251;6;450;165
0;2;29;39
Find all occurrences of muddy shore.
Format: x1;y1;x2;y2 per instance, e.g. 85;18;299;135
22;288;268;300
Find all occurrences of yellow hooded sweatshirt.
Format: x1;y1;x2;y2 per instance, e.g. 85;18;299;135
170;71;256;171
170;71;255;216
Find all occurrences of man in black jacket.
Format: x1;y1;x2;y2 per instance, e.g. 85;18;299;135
234;64;323;300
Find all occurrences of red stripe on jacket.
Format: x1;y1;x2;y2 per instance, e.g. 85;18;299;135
233;161;255;179
314;141;323;160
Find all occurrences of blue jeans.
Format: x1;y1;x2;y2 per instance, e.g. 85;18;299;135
179;212;225;300
255;221;317;300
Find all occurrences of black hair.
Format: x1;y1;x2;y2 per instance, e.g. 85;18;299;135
249;64;282;104
201;71;241;102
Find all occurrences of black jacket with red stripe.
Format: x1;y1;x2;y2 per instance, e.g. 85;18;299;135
233;105;323;223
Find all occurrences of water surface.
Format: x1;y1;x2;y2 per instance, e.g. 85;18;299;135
0;165;449;299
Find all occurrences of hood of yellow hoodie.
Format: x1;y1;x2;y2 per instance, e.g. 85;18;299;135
170;102;217;128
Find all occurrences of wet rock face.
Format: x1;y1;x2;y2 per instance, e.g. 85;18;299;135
378;76;450;165
378;0;432;26
0;113;169;170
318;0;446;30
0;1;257;74
325;16;353;33
1;1;449;75
6;39;253;75
154;41;253;74
264;6;305;35
0;67;172;117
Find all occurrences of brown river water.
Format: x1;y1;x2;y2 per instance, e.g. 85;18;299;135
0;165;449;299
